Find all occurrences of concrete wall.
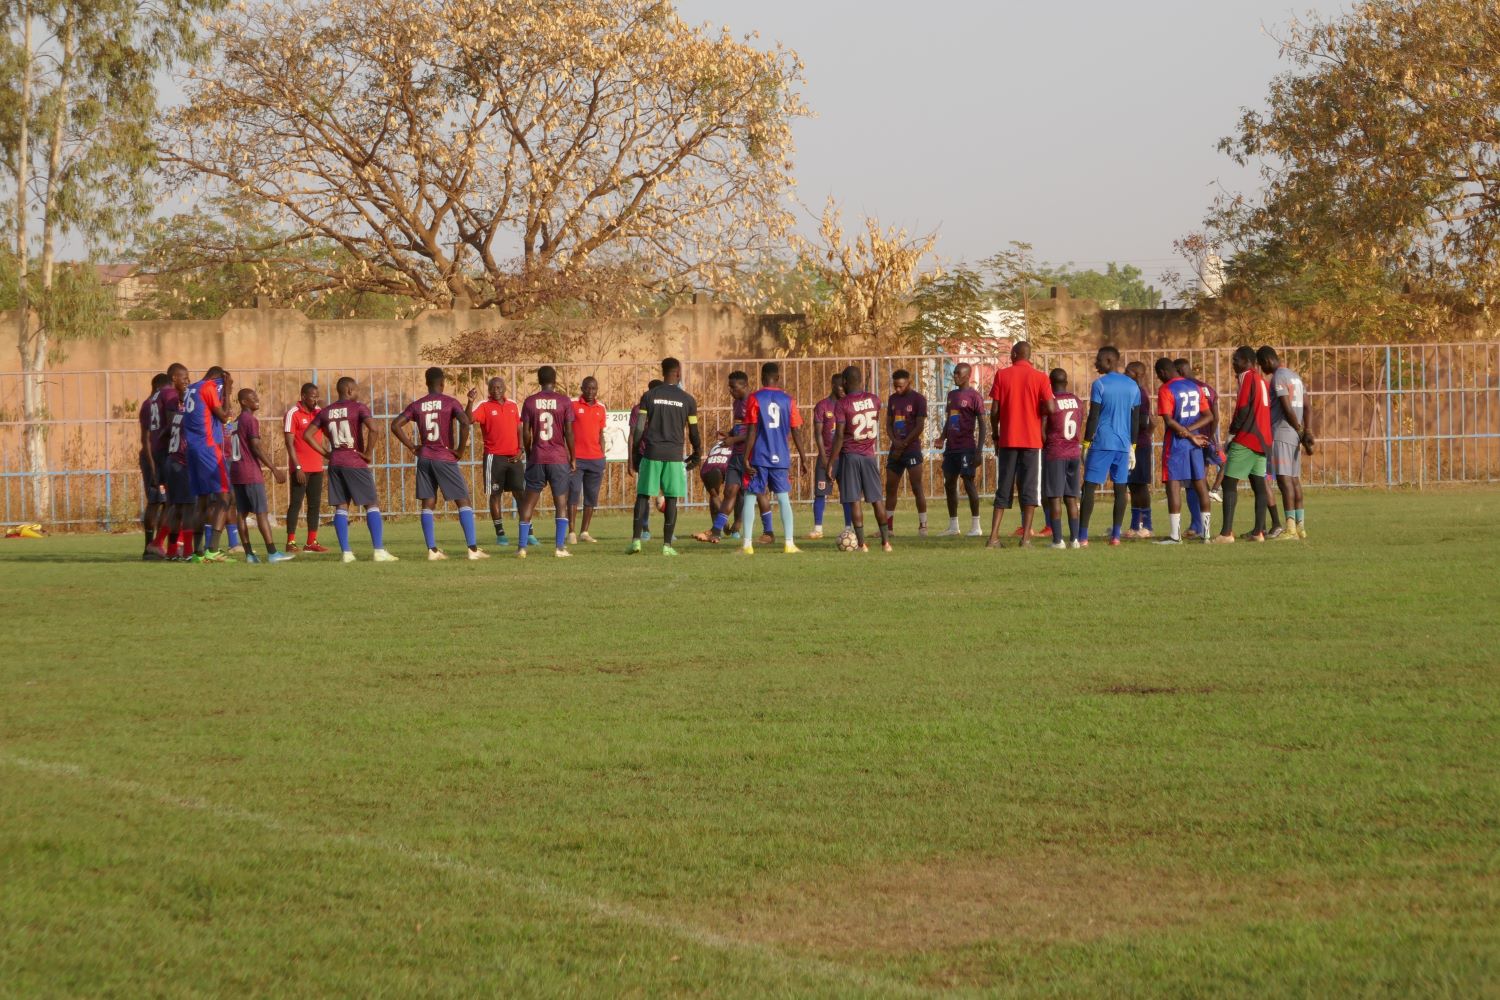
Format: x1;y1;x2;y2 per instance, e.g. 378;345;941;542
0;298;778;374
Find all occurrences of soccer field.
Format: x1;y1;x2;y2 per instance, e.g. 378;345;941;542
2;489;1497;997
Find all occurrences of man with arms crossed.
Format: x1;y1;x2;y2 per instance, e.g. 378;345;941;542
1258;346;1313;539
934;362;986;537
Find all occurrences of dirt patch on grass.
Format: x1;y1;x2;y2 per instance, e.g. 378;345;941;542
704;852;1285;957
1099;683;1218;696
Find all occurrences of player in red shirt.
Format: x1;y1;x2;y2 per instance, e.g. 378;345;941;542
1213;345;1274;543
282;382;328;553
468;376;525;546
985;341;1057;548
568;376;608;544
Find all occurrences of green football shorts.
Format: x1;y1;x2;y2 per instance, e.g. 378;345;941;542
637;458;688;499
1224;442;1267;479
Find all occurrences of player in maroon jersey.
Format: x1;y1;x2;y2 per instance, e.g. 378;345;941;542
304;376;397;562
883;369;928;536
933;362;986;536
828;365;892;551
1042;368;1084;548
808;371;845;539
228;388;292;563
392;366;485;561
516;365;576;558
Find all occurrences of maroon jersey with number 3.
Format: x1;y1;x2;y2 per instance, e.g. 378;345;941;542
521;390;575;465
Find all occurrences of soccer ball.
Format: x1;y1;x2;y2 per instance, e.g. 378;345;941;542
837;529;860;551
655;496;667;513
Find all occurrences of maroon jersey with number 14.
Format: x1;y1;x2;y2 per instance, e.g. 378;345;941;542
1044;391;1083;460
315;400;374;468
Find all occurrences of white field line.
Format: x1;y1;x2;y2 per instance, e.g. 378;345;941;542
1;754;934;998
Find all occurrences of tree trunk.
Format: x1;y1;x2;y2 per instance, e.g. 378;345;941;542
14;0;48;520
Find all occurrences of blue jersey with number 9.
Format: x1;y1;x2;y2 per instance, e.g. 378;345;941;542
746;387;799;469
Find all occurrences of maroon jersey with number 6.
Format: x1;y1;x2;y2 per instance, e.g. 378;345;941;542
315;400;374;468
836;391;882;457
400;392;464;462
1045;391;1083;460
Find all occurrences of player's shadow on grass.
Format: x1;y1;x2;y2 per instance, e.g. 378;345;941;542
0;551;150;563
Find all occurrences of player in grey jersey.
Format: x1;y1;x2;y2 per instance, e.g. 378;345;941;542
1257;346;1313;540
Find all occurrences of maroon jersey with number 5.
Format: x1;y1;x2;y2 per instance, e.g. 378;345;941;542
1044;391;1083;460
400;392;464;462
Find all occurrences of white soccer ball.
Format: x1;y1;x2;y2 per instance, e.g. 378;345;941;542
837;529;860;552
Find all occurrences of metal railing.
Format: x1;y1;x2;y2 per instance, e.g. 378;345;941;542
2;343;1498;528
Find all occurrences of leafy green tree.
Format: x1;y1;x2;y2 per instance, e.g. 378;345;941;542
902;265;990;351
2;0;214;515
1194;0;1497;341
127;199;407;320
1029;262;1163;309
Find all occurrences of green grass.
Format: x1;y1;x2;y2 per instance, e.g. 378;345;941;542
2;489;1497;997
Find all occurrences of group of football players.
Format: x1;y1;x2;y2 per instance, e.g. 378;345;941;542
133;342;1312;562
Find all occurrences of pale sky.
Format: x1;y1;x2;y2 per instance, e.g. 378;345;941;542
676;0;1349;297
